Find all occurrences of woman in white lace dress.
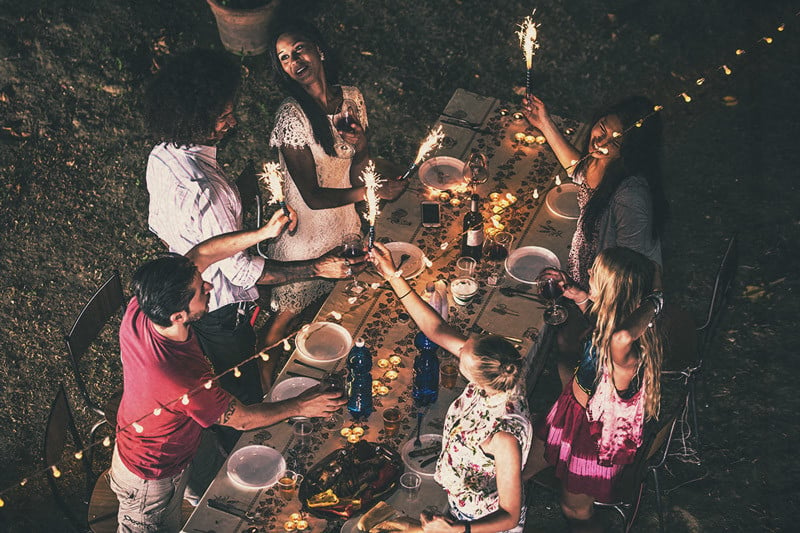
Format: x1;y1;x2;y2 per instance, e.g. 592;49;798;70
264;20;405;346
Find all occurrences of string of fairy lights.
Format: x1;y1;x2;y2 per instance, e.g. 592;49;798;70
1;6;797;512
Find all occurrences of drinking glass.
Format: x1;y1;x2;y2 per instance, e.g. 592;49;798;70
483;231;513;262
382;407;401;437
341;233;367;296
278;470;304;501
440;357;459;389
463;152;488;188
400;472;421;502
333;99;360;153
535;269;568;325
451;256;478;306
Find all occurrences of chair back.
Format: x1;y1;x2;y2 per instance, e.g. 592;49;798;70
696;236;738;364
65;270;125;415
44;383;96;530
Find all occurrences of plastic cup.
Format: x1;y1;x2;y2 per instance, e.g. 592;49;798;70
292;420;313;446
400;472;421;502
440;362;459;389
382;407;401;437
451;257;478;305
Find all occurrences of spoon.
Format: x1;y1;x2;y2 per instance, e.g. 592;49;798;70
397;254;411;269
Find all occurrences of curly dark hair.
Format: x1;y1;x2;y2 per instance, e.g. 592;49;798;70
576;96;668;241
144;49;242;147
132;253;197;328
267;18;340;156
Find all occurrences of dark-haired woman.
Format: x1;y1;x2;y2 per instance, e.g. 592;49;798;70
522;95;667;290
370;242;532;533
264;20;405;348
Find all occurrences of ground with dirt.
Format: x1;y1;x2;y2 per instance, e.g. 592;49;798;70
1;0;798;531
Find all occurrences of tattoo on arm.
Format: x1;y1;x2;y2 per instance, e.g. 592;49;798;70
220;398;237;424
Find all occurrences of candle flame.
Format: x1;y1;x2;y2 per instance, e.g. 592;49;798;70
516;11;540;70
414;126;445;165
259;162;285;204
359;160;384;225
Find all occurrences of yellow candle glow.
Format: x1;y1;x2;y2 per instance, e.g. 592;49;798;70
377;358;390;369
284;521;297;531
384;369;399;381
514;132;526;142
489;192;501;201
491;214;502;222
378;385;390;396
389;355;402;366
535;135;546;145
498;199;510;208
492;205;503;214
290;513;303;522
296;520;309;531
524;135;536;144
347;433;360;443
439;192;450;202
352;426;365;437
450;198;461;207
340;427;352;437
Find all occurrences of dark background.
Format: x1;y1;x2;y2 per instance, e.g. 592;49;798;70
1;0;798;531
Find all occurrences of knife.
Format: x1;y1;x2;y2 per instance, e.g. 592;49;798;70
207;499;257;523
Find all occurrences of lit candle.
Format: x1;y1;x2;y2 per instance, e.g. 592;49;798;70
524;135;536;144
378;385;390;396
347;433;360;444
352;426;365;437
290;513;303;522
514;132;526;142
492;205;503;214
377;358;390;369
535;135;546;145
498;199;510;208
296;520;309;531
439;191;450;202
491;214;502;222
450;197;461;207
384;369;399;381
489;192;501;201
389;355;402;366
340;427;352;437
284;521;297;531
505;193;517;203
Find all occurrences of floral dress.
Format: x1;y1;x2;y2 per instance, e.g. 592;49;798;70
567;174;598;291
435;383;532;528
267;86;365;313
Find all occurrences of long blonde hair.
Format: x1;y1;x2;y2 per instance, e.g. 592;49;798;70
589;248;663;419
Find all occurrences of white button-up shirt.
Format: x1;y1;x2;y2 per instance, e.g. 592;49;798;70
146;143;264;312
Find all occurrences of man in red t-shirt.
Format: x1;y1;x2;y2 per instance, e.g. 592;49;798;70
110;209;349;532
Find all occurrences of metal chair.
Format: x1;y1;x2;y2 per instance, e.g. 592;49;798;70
664;235;739;450
593;414;680;533
44;383;112;532
64;270;126;441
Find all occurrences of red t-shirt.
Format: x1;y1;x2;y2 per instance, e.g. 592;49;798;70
116;298;231;480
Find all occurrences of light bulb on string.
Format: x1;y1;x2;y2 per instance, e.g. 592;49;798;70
103;436;112;447
439;241;449;250
133;422;144;433
20;479;27;487
680;92;692;103
532;188;539;199
74;450;83;460
51;465;61;478
260;351;269;362
696;77;706;85
233;366;242;378
205;380;213;389
653;105;664;112
153;407;162;416
555;175;562;186
777;24;785;32
612;131;622;138
761;36;773;44
635;120;643;128
181;394;190;405
0;496;4;507
283;339;291;352
721;65;732;75
735;49;745;55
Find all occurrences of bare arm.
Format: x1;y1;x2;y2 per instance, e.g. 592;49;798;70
217;389;346;431
370;242;466;356
281;145;366;210
609;296;661;388
522;94;582;174
256;247;366;285
185;208;295;274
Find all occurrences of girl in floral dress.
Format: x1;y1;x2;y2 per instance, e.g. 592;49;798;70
370;242;532;533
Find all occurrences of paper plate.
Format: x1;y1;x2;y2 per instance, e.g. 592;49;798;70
227;445;286;489
296;322;353;363
400;433;443;479
384;241;425;279
545;183;580;219
268;377;319;403
418;156;466;190
504;246;561;284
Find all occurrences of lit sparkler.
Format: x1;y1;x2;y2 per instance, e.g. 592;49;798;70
360;160;384;248
259;161;291;217
516;11;540;96
399;125;445;181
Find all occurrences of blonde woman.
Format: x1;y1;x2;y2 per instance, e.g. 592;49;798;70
523;247;664;532
370;242;532;533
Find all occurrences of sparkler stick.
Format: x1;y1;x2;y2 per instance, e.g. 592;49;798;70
259;162;291;217
516;11;540;96
399;125;446;181
360;160;384;249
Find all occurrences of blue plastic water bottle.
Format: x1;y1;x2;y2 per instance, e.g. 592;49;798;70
346;338;374;420
412;332;439;406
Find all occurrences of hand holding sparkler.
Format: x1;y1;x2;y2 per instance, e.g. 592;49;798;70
399;125;446;181
516;11;540;97
359;161;384;249
258;161;291;218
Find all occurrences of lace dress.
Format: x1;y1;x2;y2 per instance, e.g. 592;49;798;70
267;86;365;313
435;383;532;529
567;173;598;291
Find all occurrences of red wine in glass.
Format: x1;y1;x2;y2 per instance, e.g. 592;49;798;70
539;278;564;300
484;241;509;261
335;113;359;133
341;233;367;295
536;271;568;325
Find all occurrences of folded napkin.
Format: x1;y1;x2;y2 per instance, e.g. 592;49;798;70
370;516;423;533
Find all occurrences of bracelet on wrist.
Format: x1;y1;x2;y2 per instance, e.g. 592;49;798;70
397;288;413;300
642;290;664;317
575;296;590;306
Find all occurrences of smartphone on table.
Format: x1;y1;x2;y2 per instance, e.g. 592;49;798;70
421;201;441;228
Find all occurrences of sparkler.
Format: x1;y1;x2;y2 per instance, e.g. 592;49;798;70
360;160;384;249
399;125;445;181
516;10;540;97
259;162;291;217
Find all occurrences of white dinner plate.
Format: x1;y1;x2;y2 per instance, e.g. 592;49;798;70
504;246;561;284
267;377;320;403
418;156;466;190
296;322;353;363
400;433;443;479
545;183;580;219
227;445;285;489
384;241;425;279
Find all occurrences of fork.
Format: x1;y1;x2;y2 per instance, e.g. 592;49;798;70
414;409;425;447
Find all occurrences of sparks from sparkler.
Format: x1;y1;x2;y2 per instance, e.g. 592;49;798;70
516;10;540;95
414;125;446;165
360;160;384;248
259;161;291;216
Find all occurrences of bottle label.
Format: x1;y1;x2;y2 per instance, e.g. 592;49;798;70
466;229;484;247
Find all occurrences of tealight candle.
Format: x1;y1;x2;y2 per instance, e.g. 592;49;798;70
450;198;461;207
389;355;402;366
290;513;303;522
384;369;399;381
377;358;390;369
524;135;536;144
340;427;352;437
378;385;390;396
491;214;502;222
498;199;510;208
492;205;503;214
351;426;365;437
296;520;309;531
513;132;526;142
439;191;450;202
489;192;501;201
513;112;525;121
285;520;297;531
347;433;360;444
535;136;546;144
499;108;509;116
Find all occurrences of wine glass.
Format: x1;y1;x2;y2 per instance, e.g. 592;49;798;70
463;152;488;189
341;233;367;296
332;99;360;154
535;269;568;325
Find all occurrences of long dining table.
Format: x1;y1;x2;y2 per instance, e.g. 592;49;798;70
181;89;586;533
